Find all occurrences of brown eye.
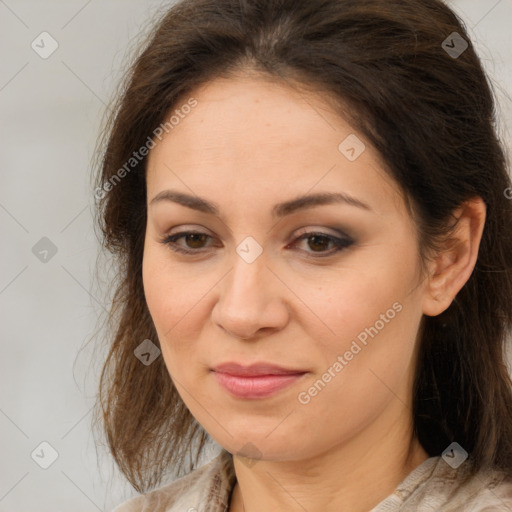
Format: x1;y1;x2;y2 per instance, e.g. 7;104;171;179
306;234;332;252
291;231;354;257
184;233;209;249
161;231;215;254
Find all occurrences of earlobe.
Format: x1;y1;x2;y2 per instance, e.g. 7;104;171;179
422;197;486;317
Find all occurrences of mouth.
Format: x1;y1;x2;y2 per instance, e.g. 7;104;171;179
210;362;308;399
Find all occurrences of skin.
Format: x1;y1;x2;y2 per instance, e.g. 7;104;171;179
142;72;486;512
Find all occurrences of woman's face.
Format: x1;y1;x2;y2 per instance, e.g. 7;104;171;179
143;74;430;462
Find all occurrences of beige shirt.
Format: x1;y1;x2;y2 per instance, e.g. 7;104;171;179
113;449;512;511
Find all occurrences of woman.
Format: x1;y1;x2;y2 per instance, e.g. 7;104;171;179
94;0;512;510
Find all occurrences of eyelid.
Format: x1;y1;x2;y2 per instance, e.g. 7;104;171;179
165;224;213;236
292;226;351;240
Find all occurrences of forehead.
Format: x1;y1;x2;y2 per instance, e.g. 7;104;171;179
146;74;405;218
150;74;350;163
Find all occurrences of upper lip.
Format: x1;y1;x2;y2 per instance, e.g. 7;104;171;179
211;362;307;376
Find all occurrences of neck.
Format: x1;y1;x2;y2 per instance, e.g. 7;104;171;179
229;404;429;512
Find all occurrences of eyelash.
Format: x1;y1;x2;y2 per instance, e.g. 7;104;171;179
159;230;354;258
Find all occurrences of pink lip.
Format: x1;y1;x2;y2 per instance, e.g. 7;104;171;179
211;362;307;399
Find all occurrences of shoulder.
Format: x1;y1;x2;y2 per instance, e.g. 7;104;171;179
451;466;512;511
112;449;236;512
386;456;512;511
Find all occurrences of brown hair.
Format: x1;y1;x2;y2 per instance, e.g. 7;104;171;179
93;0;512;493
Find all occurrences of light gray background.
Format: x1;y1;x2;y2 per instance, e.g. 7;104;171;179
1;1;511;510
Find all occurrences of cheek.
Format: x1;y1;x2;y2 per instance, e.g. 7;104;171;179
142;246;216;369
302;241;422;397
143;242;197;326
305;284;418;392
293;286;420;447
310;264;415;352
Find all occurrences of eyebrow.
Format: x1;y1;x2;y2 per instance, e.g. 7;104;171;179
149;189;372;217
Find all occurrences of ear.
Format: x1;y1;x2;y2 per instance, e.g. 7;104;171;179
422;197;486;317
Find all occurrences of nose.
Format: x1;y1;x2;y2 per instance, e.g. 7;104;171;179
211;250;289;340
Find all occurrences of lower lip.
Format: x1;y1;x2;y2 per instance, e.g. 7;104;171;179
212;371;306;399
